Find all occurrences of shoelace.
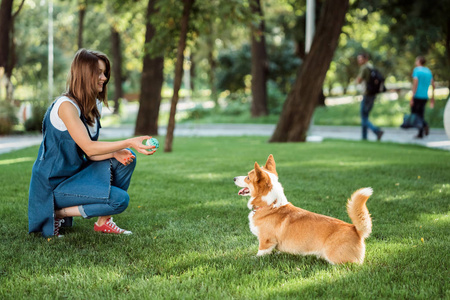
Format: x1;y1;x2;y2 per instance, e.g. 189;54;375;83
106;218;124;233
54;218;65;235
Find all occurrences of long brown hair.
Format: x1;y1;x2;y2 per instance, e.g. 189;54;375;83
64;49;110;126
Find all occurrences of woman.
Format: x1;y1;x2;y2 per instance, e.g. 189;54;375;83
28;49;156;237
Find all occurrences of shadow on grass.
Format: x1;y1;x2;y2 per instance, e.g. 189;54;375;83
1;140;449;298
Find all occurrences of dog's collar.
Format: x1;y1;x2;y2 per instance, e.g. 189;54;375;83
251;199;279;212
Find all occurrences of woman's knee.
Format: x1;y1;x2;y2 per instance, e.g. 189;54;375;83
109;187;130;214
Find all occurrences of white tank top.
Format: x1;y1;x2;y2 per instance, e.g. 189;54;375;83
50;96;102;137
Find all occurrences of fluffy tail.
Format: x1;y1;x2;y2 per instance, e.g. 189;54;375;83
347;187;373;239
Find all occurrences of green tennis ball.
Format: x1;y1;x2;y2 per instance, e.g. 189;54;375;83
146;137;159;149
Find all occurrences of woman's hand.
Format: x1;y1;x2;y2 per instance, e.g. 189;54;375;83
113;149;136;166
127;136;157;155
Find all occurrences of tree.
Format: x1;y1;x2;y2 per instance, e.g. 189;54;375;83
377;0;450;88
0;0;25;102
135;0;165;136
110;25;123;114
78;0;87;49
0;0;13;76
0;0;14;101
164;0;195;152
250;0;268;117
270;0;349;142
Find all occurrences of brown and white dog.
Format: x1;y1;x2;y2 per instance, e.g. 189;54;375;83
234;154;373;264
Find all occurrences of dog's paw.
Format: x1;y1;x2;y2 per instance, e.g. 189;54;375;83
256;249;272;256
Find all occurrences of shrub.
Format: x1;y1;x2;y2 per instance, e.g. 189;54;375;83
24;100;48;132
221;96;250;116
267;80;286;115
186;104;213;120
0;101;17;135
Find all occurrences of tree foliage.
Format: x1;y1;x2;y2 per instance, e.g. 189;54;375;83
270;0;350;142
2;0;448;140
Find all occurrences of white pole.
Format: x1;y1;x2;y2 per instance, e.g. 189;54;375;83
306;0;316;137
48;0;54;101
305;0;315;54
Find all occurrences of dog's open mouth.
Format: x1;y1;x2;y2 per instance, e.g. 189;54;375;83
238;187;250;196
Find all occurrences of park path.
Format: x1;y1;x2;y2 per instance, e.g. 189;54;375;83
2;89;449;154
1;123;449;155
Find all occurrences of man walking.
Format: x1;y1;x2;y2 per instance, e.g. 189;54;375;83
356;53;384;141
411;56;435;138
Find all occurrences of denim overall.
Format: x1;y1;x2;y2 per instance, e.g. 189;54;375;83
28;99;135;237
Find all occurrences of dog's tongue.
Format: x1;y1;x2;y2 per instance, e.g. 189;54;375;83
238;188;249;196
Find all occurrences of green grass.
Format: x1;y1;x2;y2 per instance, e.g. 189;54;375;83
179;95;448;129
314;96;448;128
1;137;449;299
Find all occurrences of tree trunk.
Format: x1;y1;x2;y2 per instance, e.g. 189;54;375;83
110;26;123;114
207;35;218;107
0;0;13;72
78;0;87;49
164;0;194;152
135;0;164;136
269;0;349;142
6;0;25;102
0;0;13;102
250;0;268;117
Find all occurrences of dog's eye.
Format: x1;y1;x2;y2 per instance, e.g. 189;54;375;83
246;176;249;180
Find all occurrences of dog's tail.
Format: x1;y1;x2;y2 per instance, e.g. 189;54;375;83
347;187;373;239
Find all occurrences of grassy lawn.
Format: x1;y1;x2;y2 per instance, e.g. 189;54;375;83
0;137;449;299
313;96;447;128
178;95;448;129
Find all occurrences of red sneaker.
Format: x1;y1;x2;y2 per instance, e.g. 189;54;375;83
94;217;132;235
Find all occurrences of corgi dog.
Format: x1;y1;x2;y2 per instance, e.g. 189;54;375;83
234;154;373;264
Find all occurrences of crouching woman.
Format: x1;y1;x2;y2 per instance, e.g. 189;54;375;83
28;49;156;238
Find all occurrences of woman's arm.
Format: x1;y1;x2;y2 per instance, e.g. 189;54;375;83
89;149;138;166
58;101;155;157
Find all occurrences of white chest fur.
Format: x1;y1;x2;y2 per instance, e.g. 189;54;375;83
248;211;259;236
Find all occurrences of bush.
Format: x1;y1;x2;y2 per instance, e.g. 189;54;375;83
267;80;286;115
221;100;250;116
24;100;48;132
0;101;17;135
186;104;213;120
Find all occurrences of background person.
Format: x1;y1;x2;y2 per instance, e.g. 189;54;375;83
356;53;384;141
411;56;435;138
28;49;156;238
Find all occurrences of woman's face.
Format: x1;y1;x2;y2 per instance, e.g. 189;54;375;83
97;59;107;93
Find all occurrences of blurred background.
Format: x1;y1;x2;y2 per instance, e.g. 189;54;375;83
0;0;449;138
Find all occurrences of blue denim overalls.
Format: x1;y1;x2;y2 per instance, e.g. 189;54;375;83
28;99;111;237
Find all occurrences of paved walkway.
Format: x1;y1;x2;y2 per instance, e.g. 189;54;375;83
1;124;449;154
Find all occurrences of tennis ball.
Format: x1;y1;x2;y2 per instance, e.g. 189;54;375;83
146;137;159;149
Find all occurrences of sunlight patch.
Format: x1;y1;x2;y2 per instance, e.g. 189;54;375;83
0;157;34;165
188;173;226;180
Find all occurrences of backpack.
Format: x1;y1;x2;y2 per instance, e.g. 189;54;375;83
366;68;387;95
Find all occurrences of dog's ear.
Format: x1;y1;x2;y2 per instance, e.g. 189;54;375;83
264;154;277;175
254;162;265;181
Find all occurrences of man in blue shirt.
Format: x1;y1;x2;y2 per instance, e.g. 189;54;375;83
411;56;435;138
